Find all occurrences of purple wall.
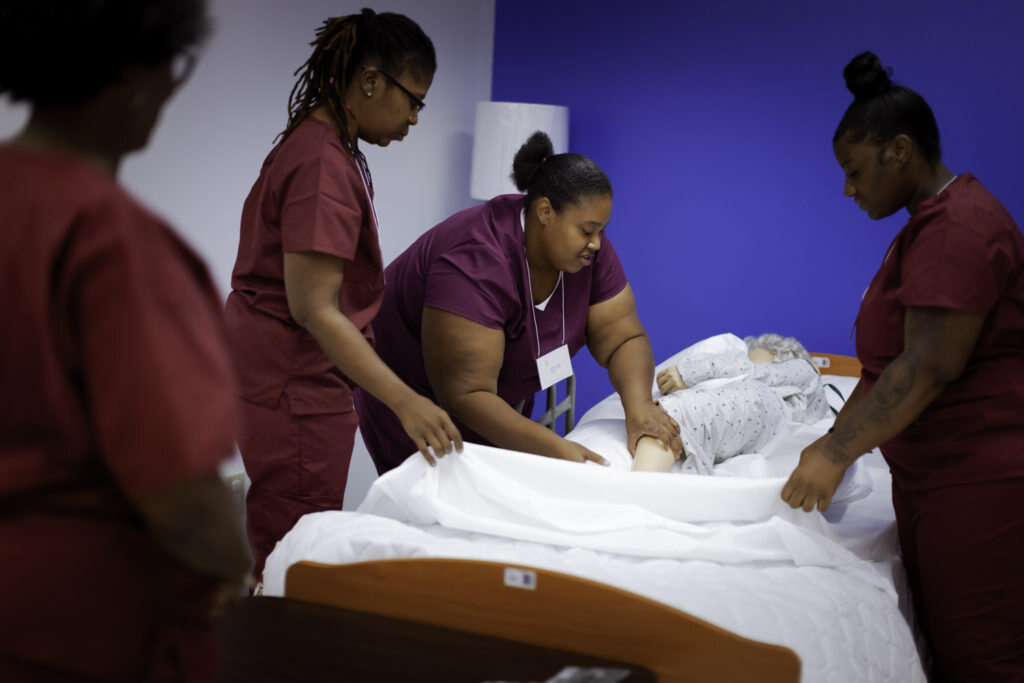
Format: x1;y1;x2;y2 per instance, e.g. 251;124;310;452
493;0;1024;417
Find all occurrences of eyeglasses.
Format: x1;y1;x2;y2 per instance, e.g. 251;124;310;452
170;51;196;88
363;67;426;113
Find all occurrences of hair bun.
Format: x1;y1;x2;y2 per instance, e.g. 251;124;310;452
510;131;555;192
843;51;892;101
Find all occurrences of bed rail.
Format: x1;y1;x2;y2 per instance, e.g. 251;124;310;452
534;374;576;434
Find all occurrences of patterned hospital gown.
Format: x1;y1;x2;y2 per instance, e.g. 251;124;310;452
661;334;828;474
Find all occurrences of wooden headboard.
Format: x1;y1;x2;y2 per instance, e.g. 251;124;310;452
809;352;861;378
286;558;800;683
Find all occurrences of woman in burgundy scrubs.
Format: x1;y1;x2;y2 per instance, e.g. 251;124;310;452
357;132;682;473
782;52;1024;682
225;10;460;580
0;1;250;680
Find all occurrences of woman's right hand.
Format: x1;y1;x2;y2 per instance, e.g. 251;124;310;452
781;434;848;512
554;439;610;466
656;366;687;395
392;392;463;466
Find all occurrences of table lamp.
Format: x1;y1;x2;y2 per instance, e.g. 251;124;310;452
469;101;569;201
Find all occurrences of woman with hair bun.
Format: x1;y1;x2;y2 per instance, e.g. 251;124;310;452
782;51;1024;681
356;131;682;473
225;9;461;582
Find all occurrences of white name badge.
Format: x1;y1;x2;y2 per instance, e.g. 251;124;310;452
536;343;573;390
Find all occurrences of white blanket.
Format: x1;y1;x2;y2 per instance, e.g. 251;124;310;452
358;441;886;576
263;374;925;683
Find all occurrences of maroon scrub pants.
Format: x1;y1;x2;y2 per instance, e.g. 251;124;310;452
239;389;358;579
893;478;1024;682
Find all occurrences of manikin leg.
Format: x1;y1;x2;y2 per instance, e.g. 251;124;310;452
631;436;676;472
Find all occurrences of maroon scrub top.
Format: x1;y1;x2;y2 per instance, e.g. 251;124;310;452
356;194;628;470
226;116;385;412
0;146;238;681
855;173;1024;491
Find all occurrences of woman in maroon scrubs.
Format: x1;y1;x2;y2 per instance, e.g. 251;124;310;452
356;132;682;473
782;52;1024;681
0;1;250;680
225;10;460;580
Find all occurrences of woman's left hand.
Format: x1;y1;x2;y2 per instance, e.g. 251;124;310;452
624;400;681;456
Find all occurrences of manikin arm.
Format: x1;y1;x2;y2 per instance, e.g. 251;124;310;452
656;365;687;395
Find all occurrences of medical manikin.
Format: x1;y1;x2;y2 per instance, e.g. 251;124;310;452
633;333;829;473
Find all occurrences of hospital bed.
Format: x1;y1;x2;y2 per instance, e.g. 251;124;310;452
252;349;926;683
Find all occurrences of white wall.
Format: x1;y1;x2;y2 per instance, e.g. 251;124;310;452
0;0;496;509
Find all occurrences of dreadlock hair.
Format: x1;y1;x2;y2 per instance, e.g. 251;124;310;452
832;52;942;167
276;8;436;161
0;0;209;106
511;131;612;213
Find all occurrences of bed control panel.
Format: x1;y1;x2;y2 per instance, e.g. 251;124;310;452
503;567;537;590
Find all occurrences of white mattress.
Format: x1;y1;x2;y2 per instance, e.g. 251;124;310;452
264;372;926;682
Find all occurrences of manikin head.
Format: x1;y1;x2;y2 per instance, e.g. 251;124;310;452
744;334;811;364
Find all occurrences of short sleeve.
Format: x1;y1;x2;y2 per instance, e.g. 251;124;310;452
589;235;628;304
898;214;1009;315
424;241;518;330
68;201;238;496
277;140;366;261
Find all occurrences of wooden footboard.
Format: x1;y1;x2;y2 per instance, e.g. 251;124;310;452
285;558;800;683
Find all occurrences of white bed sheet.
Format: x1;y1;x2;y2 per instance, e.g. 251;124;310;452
264;373;925;683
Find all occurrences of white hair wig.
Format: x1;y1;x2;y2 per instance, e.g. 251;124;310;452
743;333;811;363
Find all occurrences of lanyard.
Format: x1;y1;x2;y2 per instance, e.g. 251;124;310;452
524;257;566;358
353;154;380;236
352;153;385;285
520;209;573;391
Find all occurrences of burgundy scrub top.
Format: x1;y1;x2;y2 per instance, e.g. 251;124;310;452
226;115;385;413
0;146;238;682
225;115;385;574
855;173;1024;491
356;194;628;471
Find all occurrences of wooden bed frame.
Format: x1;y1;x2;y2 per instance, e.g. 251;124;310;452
285;558;800;682
275;353;863;683
809;351;862;378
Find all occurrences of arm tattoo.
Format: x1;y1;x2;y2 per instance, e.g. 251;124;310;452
825;358;914;464
826;308;949;465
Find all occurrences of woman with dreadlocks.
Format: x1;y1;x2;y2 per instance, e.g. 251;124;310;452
0;0;250;680
225;9;461;581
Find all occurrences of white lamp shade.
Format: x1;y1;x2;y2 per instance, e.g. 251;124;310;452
469;101;569;201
